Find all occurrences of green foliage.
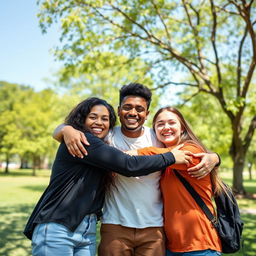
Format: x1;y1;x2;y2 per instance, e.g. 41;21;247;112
16;89;60;162
0;82;31;159
55;51;160;118
0;82;65;170
37;0;253;82
36;0;256;192
36;0;256;119
177;91;233;168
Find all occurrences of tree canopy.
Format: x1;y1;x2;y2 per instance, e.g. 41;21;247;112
0;82;65;174
35;0;256;193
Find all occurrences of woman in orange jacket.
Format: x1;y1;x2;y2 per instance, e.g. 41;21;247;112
137;107;225;256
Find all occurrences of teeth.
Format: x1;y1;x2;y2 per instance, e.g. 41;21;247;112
127;119;137;124
163;133;173;136
92;128;103;132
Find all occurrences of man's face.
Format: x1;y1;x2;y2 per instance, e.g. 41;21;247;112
118;96;149;137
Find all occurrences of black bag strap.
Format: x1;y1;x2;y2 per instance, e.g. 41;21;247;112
174;169;218;228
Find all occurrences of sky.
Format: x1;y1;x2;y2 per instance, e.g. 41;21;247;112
0;0;61;91
0;1;181;103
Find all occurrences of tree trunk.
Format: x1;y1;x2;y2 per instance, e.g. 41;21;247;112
20;157;29;169
232;150;246;195
248;162;253;180
32;155;36;176
4;153;10;174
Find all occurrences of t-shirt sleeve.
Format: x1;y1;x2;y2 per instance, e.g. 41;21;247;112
138;143;202;170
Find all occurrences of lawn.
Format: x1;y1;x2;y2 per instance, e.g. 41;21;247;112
0;168;255;256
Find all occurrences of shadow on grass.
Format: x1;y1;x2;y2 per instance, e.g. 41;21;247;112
243;186;256;195
0;169;50;177
222;212;256;256
239;213;256;256
22;185;48;192
0;171;33;177
0;204;33;256
0;204;255;256
0;203;101;256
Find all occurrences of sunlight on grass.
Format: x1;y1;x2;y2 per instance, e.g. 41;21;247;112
0;168;255;256
0;169;50;256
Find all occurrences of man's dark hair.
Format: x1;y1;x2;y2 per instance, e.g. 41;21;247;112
119;83;152;109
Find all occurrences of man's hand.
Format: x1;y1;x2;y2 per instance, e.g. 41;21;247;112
62;126;89;158
171;144;193;166
187;152;219;179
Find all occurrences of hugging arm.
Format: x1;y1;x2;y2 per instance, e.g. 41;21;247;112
137;144;216;179
59;133;190;177
53;124;89;157
187;152;220;178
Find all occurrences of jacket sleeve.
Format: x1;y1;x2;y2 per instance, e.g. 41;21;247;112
58;132;176;177
138;143;202;170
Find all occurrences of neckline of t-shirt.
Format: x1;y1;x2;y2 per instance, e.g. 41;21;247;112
119;126;149;141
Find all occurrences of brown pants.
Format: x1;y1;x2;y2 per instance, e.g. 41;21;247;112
98;224;165;256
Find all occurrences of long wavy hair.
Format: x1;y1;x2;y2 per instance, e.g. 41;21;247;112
153;106;227;196
64;97;117;191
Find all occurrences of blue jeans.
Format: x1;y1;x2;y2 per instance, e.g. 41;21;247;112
166;249;221;256
32;214;97;256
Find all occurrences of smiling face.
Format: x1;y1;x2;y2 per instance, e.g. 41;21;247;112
118;96;149;138
154;110;183;147
84;105;110;139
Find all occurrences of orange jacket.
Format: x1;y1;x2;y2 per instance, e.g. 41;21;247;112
138;143;221;252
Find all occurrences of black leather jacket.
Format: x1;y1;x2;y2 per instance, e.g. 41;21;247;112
24;132;175;240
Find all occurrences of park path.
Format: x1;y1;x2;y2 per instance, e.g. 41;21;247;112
240;208;256;214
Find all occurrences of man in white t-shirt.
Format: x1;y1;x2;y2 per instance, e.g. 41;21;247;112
53;83;220;256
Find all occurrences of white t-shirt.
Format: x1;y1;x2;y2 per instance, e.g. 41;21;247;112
102;126;164;228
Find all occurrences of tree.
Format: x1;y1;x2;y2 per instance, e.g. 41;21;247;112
0;82;64;175
55;51;160;117
0;82;30;173
15;89;63;175
38;0;256;194
246;135;256;180
178;92;232;165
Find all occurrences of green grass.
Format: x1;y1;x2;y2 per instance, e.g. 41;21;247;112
0;169;49;256
0;168;255;256
219;170;256;256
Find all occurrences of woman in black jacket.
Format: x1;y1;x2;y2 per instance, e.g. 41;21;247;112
24;97;190;256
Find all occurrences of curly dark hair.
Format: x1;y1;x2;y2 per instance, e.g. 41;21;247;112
119;83;152;109
64;97;117;191
64;97;116;132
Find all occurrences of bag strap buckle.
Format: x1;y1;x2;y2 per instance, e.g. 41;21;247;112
211;217;218;228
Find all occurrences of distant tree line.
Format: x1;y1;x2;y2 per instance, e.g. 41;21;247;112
0;81;71;175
